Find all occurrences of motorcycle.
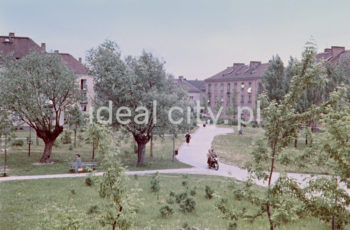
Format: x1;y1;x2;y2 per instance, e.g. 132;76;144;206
208;156;219;170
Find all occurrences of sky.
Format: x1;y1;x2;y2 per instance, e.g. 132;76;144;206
1;0;350;80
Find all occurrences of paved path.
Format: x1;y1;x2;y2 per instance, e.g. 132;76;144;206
0;125;349;195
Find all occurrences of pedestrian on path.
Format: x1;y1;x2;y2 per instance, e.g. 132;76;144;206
185;133;191;144
75;154;82;173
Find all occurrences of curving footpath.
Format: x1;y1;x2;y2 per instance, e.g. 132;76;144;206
0;124;349;196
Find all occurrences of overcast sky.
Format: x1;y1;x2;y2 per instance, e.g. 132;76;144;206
1;0;350;80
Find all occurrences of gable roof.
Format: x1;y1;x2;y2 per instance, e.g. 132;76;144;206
176;78;201;93
187;80;206;91
205;62;269;82
0;33;88;74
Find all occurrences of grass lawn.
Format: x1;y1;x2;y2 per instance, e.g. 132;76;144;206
212;126;330;174
0;174;340;230
0;131;190;176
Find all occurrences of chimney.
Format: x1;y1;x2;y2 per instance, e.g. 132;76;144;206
41;43;46;52
54;50;59;54
9;32;15;38
324;48;331;53
331;46;345;57
233;63;245;68
249;61;261;69
78;57;82;63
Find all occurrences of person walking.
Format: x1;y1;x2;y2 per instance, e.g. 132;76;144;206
75;154;82;173
185;133;191;145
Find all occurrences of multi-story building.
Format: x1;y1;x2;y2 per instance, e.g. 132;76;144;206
204;61;269;119
176;76;206;106
0;33;94;116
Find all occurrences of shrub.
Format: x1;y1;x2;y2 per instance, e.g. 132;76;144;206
205;185;214;199
190;188;196;196
12;139;24;146
150;173;160;194
228;221;238;230
166;197;175;205
159;205;174;218
68;144;73;151
175;191;188;203
85;177;94;186
182;222;190;230
169;191;175;197
87;205;99;215
61;130;72;144
179;197;196;213
182;180;188;187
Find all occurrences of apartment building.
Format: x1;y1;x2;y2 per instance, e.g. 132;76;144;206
205;61;269;119
0;32;94;116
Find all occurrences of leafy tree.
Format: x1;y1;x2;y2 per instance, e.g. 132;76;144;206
0;52;79;163
68;106;85;148
259;55;285;103
243;44;340;230
92;124;138;230
87;41;188;166
0;110;15;176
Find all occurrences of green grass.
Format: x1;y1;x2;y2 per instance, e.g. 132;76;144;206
212;126;330;174
0;133;190;176
0;174;342;230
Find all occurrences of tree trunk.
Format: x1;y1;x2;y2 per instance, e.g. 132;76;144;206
137;142;146;166
332;216;335;230
92;142;95;160
36;135;39;145
74;129;77;148
40;139;55;163
294;137;298;148
3;136;7;176
305;134;308;145
150;135;153;158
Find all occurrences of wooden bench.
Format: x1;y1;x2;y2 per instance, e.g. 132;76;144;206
68;162;98;173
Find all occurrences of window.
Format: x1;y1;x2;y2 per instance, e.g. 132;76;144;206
248;82;252;87
208;84;211;92
227;94;230;104
189;96;194;100
248;94;252;103
81;105;87;112
240;95;244;104
81;92;88;103
227;83;231;93
81;79;87;90
241;82;245;91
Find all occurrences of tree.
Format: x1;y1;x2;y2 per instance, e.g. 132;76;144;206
68;106;85;148
0;110;15;176
87;41;188;166
0;52;79;163
259;55;285;103
92;124;137;230
244;44;340;230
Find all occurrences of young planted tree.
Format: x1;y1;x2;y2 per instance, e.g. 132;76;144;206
0;52;79;163
243;44;340;230
0;110;15;176
68;106;85;148
87;41;188;166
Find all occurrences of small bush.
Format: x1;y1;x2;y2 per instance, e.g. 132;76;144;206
70;189;76;195
85;177;93;186
228;221;238;230
205;185;214;199
190;188;196;196
179;197;196;213
182;180;188;187
166;197;175;205
175;191;188;203
61;130;72;144
87;205;99;215
159;205;174;218
68;144;73;151
150;173;160;194
169;191;175;197
134;174;138;180
12;139;24;146
182;222;190;230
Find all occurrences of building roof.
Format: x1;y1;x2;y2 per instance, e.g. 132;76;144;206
205;61;269;82
0;32;88;74
176;77;201;93
316;46;350;68
187;80;206;91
